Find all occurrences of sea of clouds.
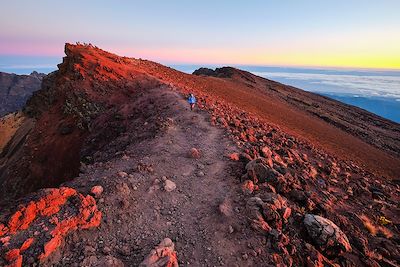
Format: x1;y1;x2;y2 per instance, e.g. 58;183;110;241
252;71;400;100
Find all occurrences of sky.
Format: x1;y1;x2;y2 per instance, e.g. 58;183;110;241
1;0;400;71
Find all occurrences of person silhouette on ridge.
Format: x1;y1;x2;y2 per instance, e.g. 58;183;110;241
188;93;196;111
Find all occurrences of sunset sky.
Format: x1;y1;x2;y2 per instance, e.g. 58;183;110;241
1;0;400;70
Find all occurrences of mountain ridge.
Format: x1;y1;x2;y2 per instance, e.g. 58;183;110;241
0;43;399;266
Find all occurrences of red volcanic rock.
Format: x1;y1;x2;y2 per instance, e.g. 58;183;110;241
242;180;256;195
189;148;201;159
0;187;101;266
140;238;179;267
229;152;240;161
261;146;273;158
91;185;104;197
244;157;279;184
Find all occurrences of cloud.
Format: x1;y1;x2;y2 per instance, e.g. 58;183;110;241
253;71;400;98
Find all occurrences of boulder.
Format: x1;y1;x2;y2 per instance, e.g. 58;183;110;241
304;214;352;256
246;193;291;233
244;157;279;184
164;180;176;192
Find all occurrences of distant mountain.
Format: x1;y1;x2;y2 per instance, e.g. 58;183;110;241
0;71;46;116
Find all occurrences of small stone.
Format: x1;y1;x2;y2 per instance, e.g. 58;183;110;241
102;246;111;255
229;153;240;161
118;245;131;256
197;171;205;177
190;148;201;159
242;180;255;195
228;225;234;234
164;180;177;192
118;171;128;178
161;176;168;181
196;163;205;170
90;185;104;197
242;253;248;260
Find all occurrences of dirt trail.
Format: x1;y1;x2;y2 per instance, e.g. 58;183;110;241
50;86;264;266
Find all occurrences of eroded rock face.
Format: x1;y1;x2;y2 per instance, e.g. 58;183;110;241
304;214;351;256
140;238;179;267
0;187;101;267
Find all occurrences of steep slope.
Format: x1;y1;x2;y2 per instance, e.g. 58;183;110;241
193;67;400;158
0;44;162;204
139;64;400;179
0;71;45;116
0;44;399;266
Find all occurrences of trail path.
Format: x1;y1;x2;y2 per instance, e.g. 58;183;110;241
52;86;264;266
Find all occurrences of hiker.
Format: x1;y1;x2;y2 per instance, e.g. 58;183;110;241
188;93;196;111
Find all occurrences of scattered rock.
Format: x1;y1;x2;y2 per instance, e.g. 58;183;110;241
90;185;104;197
244;157;279;184
189;148;201;159
229;153;240;161
242;180;255;195
219;198;233;217
164;180;176;192
81;255;124;267
139;238;178;267
0;187;101;266
304;214;352;256
116;182;131;195
118;171;128;178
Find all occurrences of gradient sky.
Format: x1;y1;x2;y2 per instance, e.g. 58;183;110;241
1;0;400;69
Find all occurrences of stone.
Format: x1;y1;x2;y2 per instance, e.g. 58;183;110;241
0;187;101;266
229;153;240;161
261;146;273;158
242;180;255;195
139;238;179;267
118;171;128;178
82;255;124;267
244;158;279;184
190;148;201;159
164;180;176;192
304;214;352;256
219;198;233;217
90;185;104;197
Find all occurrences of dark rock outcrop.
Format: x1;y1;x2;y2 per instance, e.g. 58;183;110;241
0;71;45;116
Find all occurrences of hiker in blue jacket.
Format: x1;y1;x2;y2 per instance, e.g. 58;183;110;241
188;93;196;111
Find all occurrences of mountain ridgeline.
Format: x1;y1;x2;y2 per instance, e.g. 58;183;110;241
0;44;399;266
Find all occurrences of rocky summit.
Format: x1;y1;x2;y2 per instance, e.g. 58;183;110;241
0;43;399;266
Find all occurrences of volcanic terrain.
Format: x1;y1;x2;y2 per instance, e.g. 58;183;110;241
0;71;45;117
0;44;399;267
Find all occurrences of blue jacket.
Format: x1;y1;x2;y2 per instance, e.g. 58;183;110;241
188;95;196;104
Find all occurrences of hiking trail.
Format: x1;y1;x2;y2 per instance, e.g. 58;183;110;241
50;86;264;266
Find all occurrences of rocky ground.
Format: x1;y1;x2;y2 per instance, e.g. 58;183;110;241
0;44;399;266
